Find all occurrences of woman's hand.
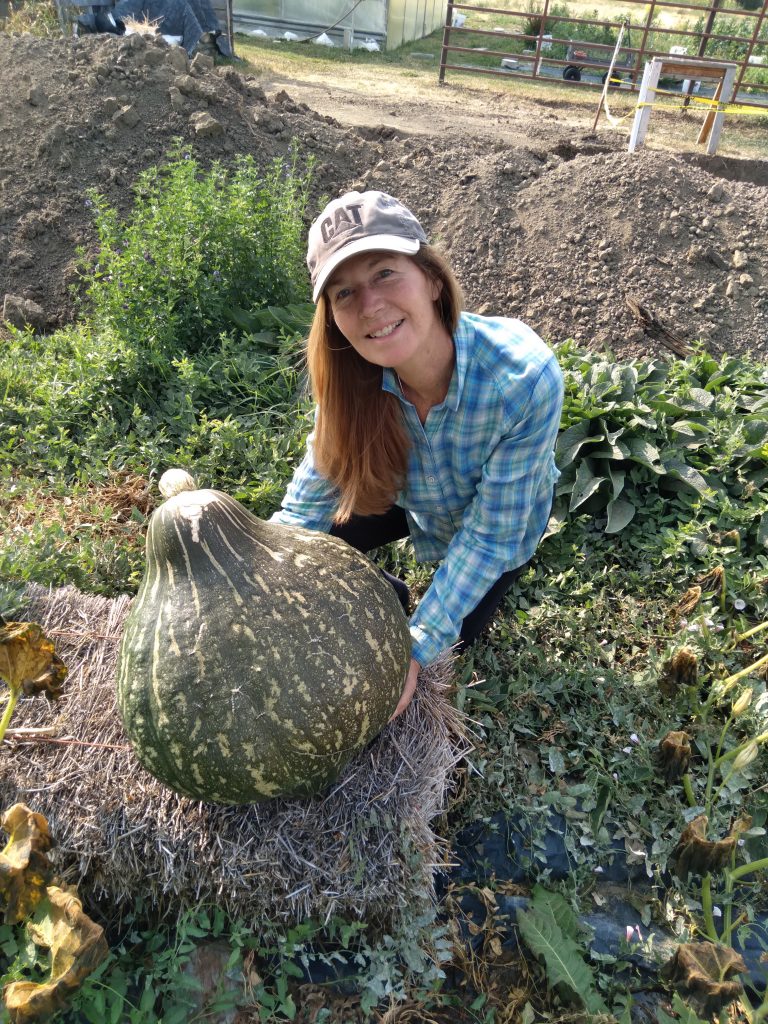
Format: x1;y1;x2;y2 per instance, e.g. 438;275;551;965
389;658;421;721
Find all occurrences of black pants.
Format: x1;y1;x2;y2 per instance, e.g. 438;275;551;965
330;506;528;652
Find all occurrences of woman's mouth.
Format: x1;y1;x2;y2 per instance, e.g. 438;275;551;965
367;319;404;339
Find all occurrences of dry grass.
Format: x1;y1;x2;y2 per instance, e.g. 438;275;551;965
0;583;470;930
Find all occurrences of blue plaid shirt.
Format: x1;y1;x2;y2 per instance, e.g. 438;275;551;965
272;312;564;666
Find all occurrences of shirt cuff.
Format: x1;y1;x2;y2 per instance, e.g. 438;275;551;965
409;623;452;668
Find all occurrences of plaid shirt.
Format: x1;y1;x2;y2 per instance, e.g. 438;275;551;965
272;312;564;666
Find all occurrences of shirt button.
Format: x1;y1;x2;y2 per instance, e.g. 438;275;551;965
427;475;437;484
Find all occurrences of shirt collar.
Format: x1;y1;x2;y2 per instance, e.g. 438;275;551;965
380;313;469;410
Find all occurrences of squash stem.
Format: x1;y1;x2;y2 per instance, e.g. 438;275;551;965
700;873;718;942
0;686;21;745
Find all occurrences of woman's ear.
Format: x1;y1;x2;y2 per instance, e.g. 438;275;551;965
429;276;443;302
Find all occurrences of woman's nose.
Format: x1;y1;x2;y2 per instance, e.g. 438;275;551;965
359;285;384;317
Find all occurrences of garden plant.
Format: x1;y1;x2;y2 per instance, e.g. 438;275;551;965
0;147;766;1022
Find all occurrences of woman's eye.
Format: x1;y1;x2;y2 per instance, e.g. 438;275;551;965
378;268;393;280
333;288;351;302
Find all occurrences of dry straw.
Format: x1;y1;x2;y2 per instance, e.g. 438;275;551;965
0;584;469;928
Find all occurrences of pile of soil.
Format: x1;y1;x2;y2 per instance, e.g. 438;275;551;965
1;30;766;360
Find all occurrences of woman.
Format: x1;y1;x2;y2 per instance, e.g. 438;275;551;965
272;190;564;719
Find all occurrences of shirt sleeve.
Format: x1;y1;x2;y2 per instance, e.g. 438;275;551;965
408;354;564;666
269;420;340;532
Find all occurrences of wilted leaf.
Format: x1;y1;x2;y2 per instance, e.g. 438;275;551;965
660;941;745;1018
698;565;724;597
3;886;109;1023
672;816;735;883
658;647;698;697
0;623;67;701
0;804;53;924
657;731;692;783
675;587;702;618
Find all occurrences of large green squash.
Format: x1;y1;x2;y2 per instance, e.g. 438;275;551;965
116;470;411;803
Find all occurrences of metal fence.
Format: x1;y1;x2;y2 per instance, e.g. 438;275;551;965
439;0;768;111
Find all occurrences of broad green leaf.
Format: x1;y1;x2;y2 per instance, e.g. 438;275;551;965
607;463;625;499
677;388;715;412
669;420;709;439
569;461;607;512
533;885;581;942
606;497;635;533
556;421;604;468
663;460;710;495
625;438;664;473
516;893;608;1015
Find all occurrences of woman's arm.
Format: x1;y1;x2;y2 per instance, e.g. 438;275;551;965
409;355;564;666
269;427;341;532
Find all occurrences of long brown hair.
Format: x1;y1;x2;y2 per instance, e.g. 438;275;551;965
306;245;463;524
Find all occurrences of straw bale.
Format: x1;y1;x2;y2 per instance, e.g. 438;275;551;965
0;584;469;927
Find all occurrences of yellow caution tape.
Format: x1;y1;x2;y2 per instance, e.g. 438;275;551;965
645;85;767;116
636;98;767;116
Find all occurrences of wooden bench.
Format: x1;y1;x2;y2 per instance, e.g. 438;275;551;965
628;56;738;156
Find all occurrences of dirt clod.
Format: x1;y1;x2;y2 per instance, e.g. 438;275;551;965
0;31;766;359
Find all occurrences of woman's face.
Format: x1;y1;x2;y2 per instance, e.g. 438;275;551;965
325;252;444;371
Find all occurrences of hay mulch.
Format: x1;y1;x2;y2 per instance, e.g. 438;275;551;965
0;583;470;927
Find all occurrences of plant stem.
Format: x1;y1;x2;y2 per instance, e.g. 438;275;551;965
682;773;696;807
735;621;768;643
720;651;768;696
0;685;20;744
716;731;768;768
729;856;768;882
701;874;719;941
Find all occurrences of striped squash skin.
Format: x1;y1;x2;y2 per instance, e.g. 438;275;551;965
116;486;411;804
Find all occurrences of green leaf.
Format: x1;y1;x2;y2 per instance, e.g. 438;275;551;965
663;460;710;495
757;511;768;548
569;461;607;512
625;437;664;473
606;497;635;533
516;889;608;1015
607;462;625;499
556;421;604;469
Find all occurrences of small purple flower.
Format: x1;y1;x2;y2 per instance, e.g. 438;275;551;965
625;925;643;943
213;270;222;280
85;198;93;208
630;733;640;744
622;746;633;754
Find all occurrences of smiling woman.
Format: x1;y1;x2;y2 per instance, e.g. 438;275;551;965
271;191;564;718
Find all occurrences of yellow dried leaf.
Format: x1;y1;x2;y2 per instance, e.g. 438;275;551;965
698;565;724;596
661;941;745;1018
0;804;53;924
3;886;109;1024
0;623;67;700
676;586;702;617
657;730;692;783
672;815;736;883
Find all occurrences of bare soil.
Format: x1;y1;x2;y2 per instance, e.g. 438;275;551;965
1;30;767;360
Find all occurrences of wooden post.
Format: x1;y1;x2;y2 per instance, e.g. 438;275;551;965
628;56;662;152
697;62;737;155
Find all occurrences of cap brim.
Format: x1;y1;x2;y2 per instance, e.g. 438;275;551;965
312;235;421;302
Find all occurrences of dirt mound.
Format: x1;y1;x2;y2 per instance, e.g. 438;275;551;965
0;30;766;359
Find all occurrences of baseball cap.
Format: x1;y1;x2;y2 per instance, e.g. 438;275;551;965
307;190;428;302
